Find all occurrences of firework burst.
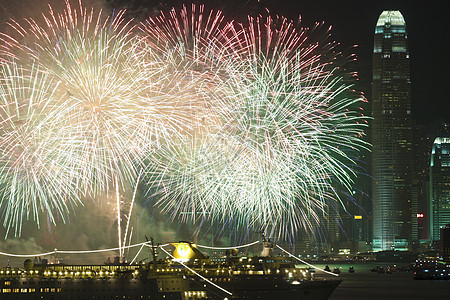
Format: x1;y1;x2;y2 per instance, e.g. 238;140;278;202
0;1;194;235
0;62;82;236
0;2;369;240
12;1;150;195
144;10;369;239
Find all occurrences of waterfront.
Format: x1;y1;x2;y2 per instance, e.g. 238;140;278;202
313;263;450;300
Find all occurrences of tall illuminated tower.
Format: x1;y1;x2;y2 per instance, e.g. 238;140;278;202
372;10;412;251
430;138;450;242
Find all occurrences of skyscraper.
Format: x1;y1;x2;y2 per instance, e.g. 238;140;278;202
411;124;433;243
372;11;412;251
430;138;450;242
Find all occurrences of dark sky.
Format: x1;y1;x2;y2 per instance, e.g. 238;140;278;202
110;0;447;125
241;1;446;125
262;0;448;125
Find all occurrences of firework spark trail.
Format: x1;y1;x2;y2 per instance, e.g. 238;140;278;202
115;175;122;259
122;170;142;257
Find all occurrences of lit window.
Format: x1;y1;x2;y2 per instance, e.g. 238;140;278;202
392;46;406;52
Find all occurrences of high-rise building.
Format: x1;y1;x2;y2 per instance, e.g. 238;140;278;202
411;125;433;243
372;11;412;251
430;138;450;242
416;122;450;243
441;224;450;261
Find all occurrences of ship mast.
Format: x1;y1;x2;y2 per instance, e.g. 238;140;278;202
146;236;158;269
260;231;274;257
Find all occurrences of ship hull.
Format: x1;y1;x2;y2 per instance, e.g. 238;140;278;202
0;277;184;300
189;274;342;300
1;275;341;300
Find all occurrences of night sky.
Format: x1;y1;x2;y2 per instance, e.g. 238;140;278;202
264;0;448;125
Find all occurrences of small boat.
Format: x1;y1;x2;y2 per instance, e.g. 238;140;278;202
333;267;341;274
370;266;384;273
348;266;355;273
324;265;331;272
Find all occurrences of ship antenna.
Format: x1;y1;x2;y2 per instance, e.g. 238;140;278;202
145;236;158;269
260;229;267;242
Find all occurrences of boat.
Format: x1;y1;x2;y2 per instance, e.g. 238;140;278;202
413;260;450;280
0;237;341;299
370;266;384;273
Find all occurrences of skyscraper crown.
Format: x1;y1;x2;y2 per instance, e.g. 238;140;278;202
376;10;406;26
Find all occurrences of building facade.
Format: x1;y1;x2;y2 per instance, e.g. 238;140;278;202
442;224;450;261
430;138;450;242
372;11;412;251
412;125;433;243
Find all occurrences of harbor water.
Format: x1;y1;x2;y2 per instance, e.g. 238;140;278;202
312;262;450;300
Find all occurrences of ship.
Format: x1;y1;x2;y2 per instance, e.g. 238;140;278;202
0;237;341;299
